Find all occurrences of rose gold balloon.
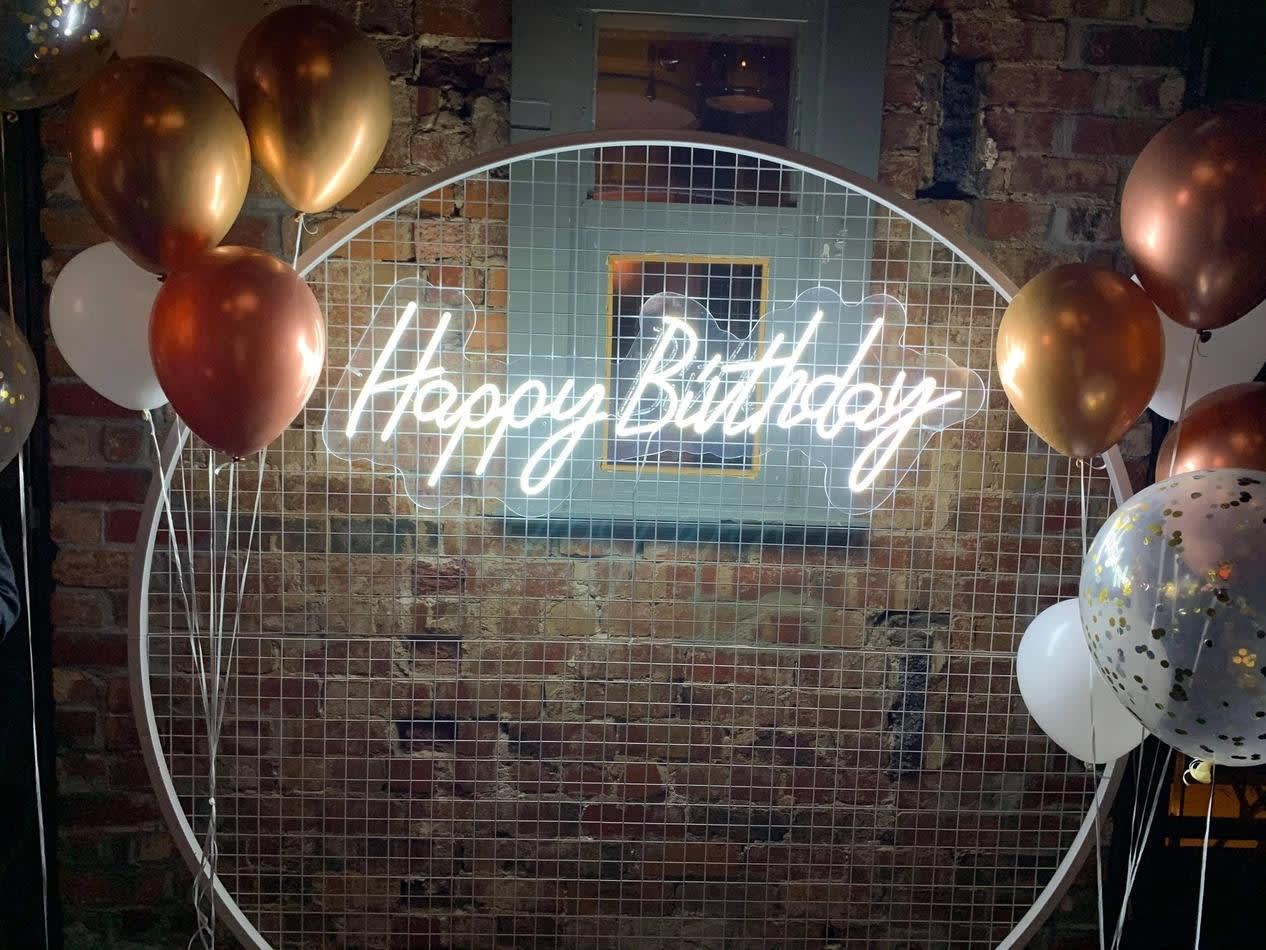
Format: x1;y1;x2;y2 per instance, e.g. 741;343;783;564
69;56;252;275
1156;382;1266;479
150;247;326;458
996;263;1164;460
1121;103;1266;331
236;4;392;214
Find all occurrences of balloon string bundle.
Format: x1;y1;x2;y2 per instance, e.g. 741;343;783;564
145;416;267;950
1188;761;1216;949
2;115;51;950
1110;742;1175;950
1079;459;1107;950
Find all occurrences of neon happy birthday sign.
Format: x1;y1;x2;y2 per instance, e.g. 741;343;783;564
322;279;985;516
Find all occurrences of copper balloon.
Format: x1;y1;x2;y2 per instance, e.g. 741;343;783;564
1121;103;1266;331
0;0;129;112
235;4;392;214
1156;382;1266;479
149;247;326;458
68;56;252;275
996;263;1164;460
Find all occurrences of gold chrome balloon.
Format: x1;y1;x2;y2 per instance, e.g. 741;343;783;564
235;4;392;214
68;56;252;275
0;0;129;112
997;263;1163;459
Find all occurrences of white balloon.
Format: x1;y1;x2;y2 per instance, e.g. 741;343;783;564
1146;291;1266;421
116;0;275;104
50;243;166;412
1016;598;1144;764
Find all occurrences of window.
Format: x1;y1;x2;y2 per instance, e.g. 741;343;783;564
506;0;890;534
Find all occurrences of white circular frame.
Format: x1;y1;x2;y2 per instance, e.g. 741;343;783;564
128;131;1135;950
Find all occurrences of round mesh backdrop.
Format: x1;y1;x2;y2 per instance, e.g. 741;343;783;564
133;136;1122;949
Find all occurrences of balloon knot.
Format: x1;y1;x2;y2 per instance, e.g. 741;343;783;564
1198;330;1213;343
1183;758;1214;785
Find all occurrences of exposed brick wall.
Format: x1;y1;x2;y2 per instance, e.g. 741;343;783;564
39;1;1194;947
880;0;1195;490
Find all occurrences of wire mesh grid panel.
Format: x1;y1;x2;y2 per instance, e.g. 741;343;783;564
136;138;1118;949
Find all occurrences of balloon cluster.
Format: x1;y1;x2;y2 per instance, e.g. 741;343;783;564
1004;103;1266;769
16;3;393;459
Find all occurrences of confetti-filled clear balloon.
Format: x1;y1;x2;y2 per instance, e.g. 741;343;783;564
0;317;39;470
0;0;130;112
1081;468;1266;766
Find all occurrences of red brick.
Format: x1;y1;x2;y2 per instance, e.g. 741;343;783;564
878;152;924;197
640;841;740;880
386;758;436;797
1144;0;1195;25
105;676;132;714
1007;155;1119;198
56;708;99;747
983;110;1059;152
439;678;543;719
52;466;149;504
51;506;102;544
53;549;134;589
417;0;510;42
48;381;139;418
735;564;805;600
1012;0;1132;17
105;508;143;544
578;804;685;843
617;763;666;802
984;66;1097;110
884;68;923;109
58;752;108;787
59;869;168;906
988;243;1069;285
417;557;473;595
1080;26;1188;68
881;112;926;152
582;681;674;720
1071;115;1165;155
616;723;723;762
337;173;414;211
103;715;139;752
223;213;278;251
50;590;107;628
1095;71;1186;118
107;754;153;790
102;424;144;463
954;17;1067;62
53;669;103;706
757;612;815;645
40;207;106;248
416;84;442;117
977;200;1051;241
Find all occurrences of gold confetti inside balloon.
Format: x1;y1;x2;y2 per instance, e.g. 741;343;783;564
0;316;39;470
1081;468;1266;766
0;0;130;112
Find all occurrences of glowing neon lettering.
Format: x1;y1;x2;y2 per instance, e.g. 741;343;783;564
339;300;967;496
